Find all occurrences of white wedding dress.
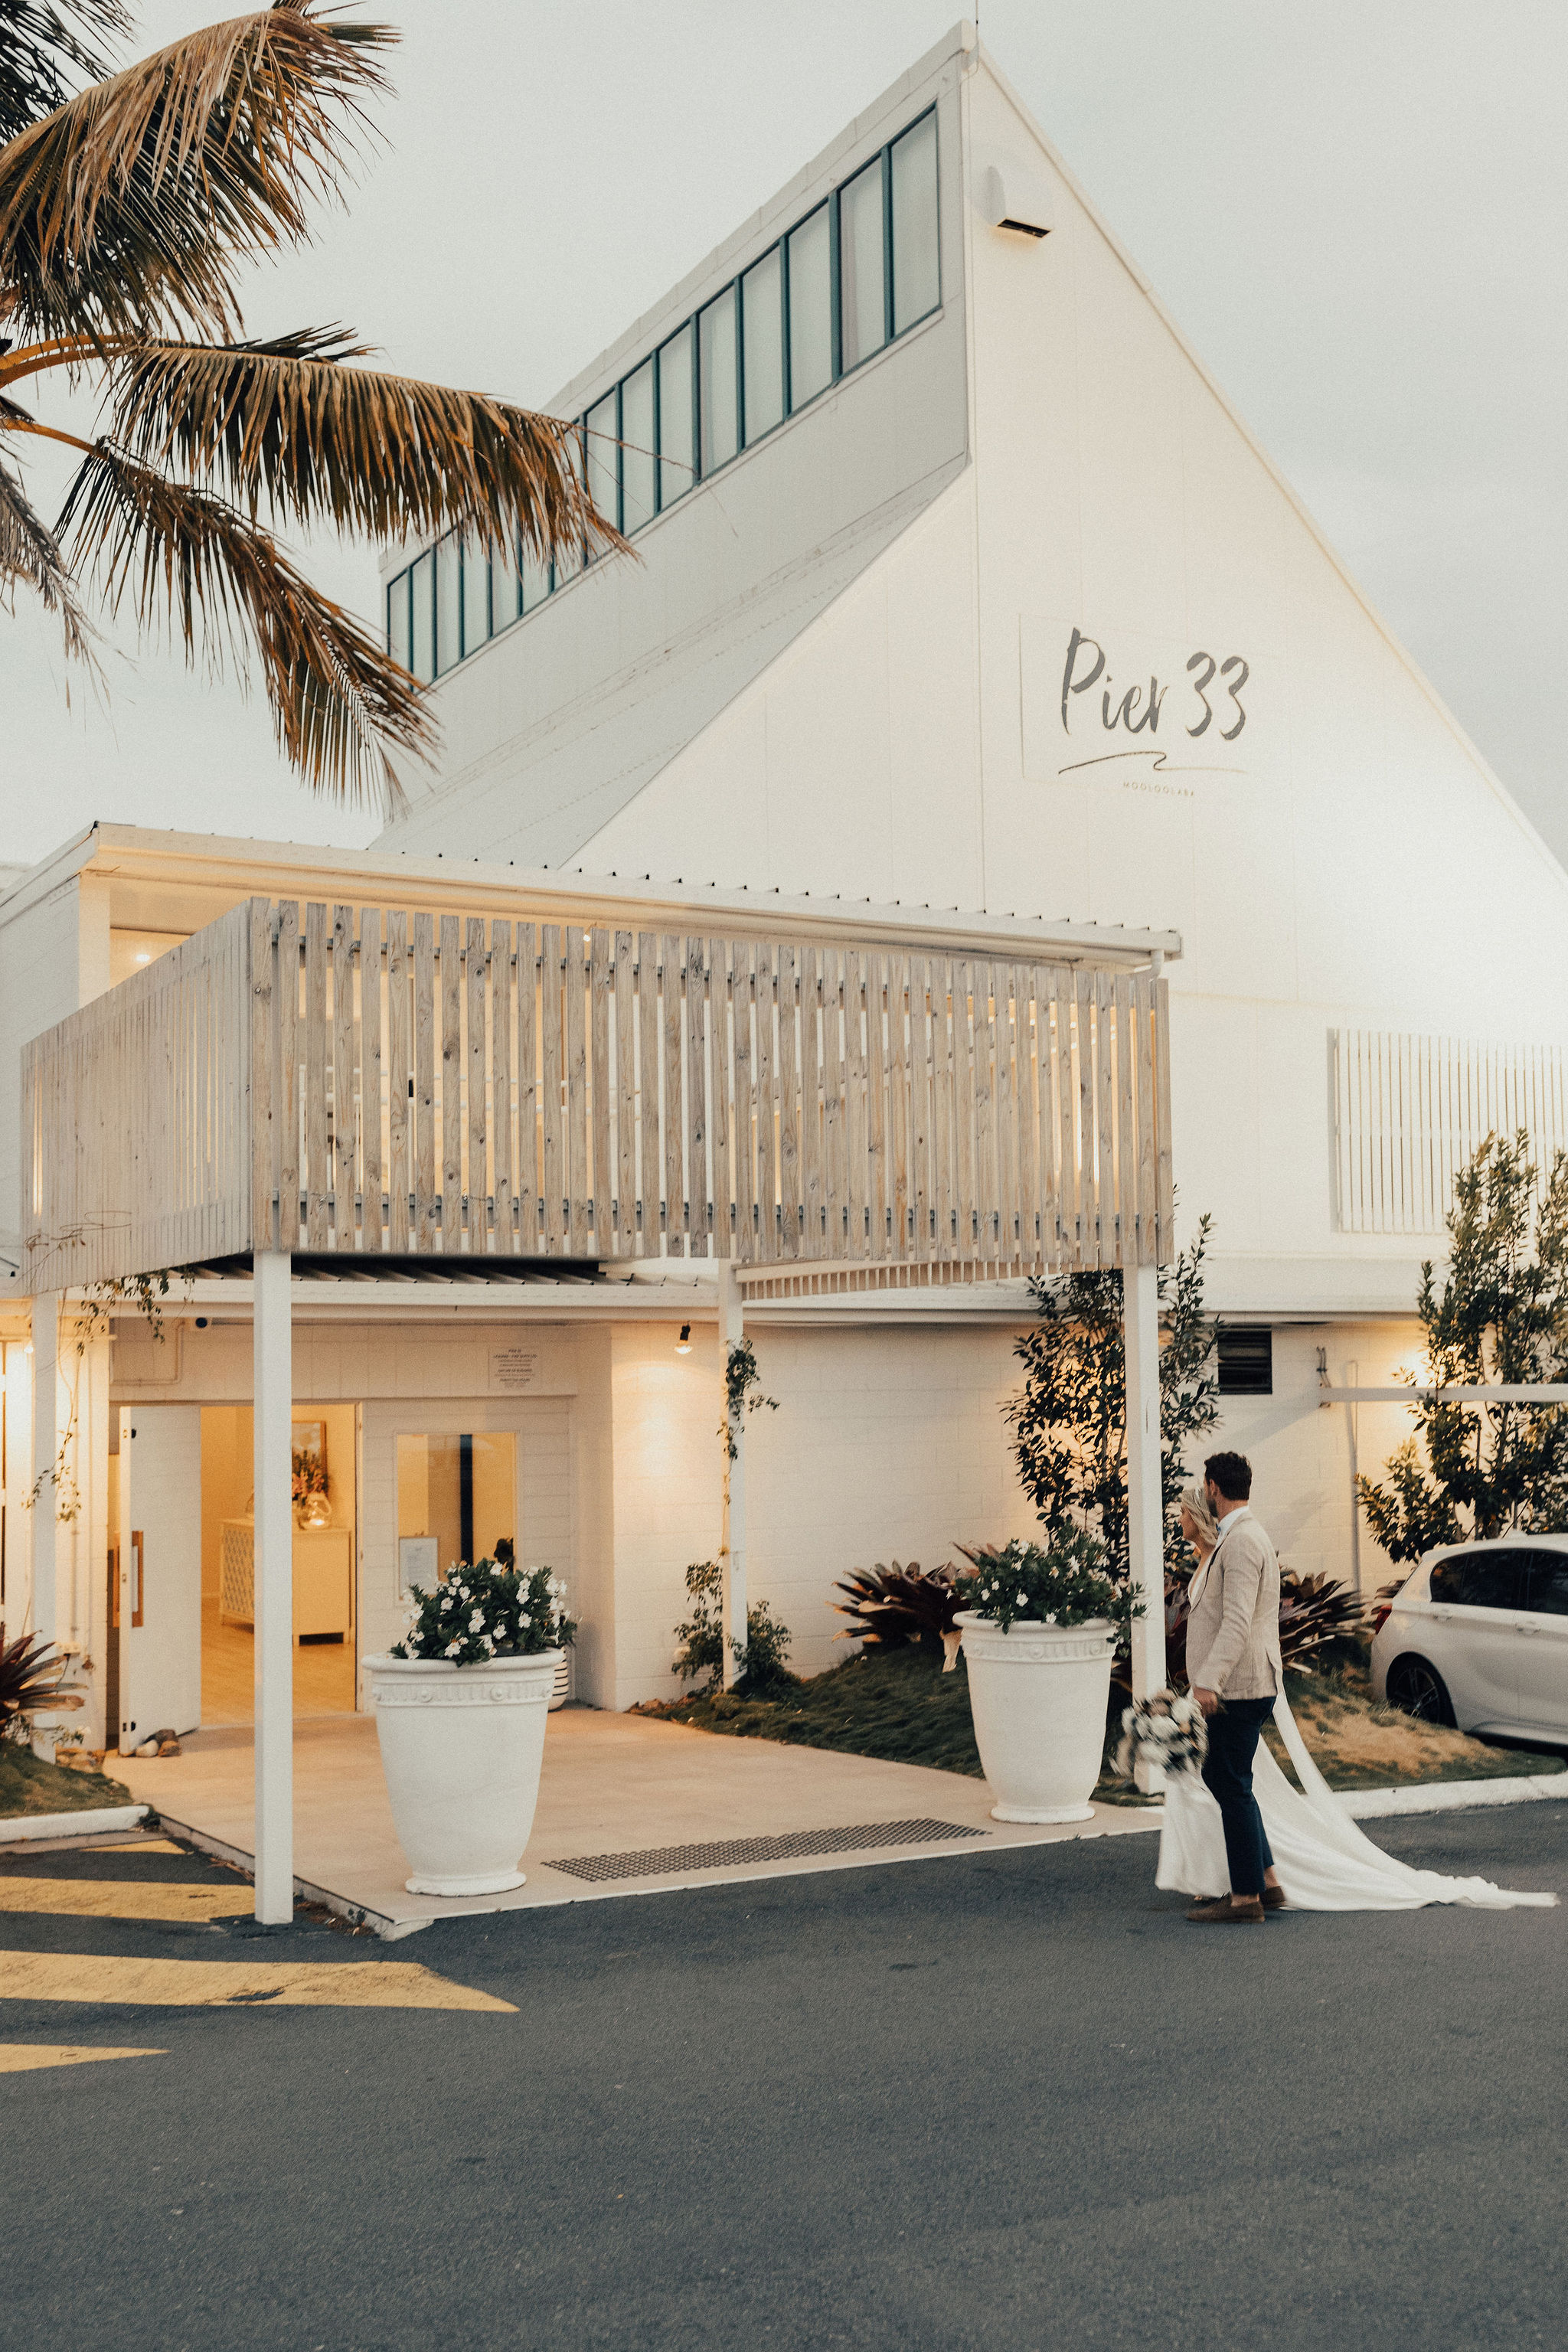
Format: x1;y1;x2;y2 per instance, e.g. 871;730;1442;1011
1156;1690;1557;1911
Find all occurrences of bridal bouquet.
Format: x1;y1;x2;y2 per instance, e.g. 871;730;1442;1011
1114;1686;1207;1780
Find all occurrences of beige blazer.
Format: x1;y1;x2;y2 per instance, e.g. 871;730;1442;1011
1187;1508;1282;1700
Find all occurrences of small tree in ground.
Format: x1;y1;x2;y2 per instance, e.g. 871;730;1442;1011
1358;1132;1568;1561
671;1562;793;1697
1003;1213;1221;1589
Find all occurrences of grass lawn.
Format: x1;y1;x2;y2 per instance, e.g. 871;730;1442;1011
635;1645;1566;1800
1267;1661;1566;1791
0;1745;135;1819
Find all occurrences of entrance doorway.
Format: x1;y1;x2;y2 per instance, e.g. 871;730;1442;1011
199;1402;359;1724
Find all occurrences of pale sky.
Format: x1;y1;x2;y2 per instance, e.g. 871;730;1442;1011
2;0;1565;871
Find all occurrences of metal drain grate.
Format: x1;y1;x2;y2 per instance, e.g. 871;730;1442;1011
541;1818;988;1884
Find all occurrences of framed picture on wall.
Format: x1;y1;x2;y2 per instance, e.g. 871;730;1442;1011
292;1419;328;1508
292;1420;327;1474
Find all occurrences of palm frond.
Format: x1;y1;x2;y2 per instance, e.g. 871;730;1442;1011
0;446;93;658
0;2;394;344
106;333;624;559
58;438;426;810
0;2;129;145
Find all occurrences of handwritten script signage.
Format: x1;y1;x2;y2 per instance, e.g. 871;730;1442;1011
1021;616;1256;791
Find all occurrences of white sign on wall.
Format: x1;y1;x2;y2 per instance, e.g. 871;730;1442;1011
398;1534;439;1597
1021;615;1256;793
489;1346;539;1392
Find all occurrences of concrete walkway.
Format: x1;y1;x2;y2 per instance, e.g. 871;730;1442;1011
115;1709;1161;1934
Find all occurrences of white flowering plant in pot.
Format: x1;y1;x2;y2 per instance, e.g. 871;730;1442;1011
952;1529;1144;1824
953;1528;1143;1636
390;1556;576;1664
371;1556;577;1898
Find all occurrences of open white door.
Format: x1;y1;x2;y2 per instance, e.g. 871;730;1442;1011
116;1405;203;1748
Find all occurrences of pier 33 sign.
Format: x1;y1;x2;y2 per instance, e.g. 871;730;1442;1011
1020;616;1256;795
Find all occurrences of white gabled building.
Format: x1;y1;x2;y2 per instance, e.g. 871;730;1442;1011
2;24;1564;1903
372;15;1568;1559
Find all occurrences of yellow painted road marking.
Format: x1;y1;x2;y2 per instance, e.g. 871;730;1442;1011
0;1952;515;2011
78;1840;188;1856
0;2043;165;2074
0;1877;250;1923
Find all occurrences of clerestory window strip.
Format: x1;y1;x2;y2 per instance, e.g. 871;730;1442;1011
385;104;940;681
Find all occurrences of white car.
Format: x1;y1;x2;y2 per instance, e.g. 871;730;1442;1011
1370;1535;1568;1746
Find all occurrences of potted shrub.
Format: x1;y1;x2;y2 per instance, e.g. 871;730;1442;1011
365;1557;575;1896
953;1533;1141;1823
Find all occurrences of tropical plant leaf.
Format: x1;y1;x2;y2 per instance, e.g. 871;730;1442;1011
0;0;129;146
0;1;394;344
58;438;426;808
106;332;622;557
0;1621;67;1730
0;443;93;656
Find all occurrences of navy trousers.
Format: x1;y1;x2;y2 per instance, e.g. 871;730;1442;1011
1201;1695;1276;1896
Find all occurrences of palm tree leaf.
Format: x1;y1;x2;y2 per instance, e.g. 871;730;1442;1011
0;2;394;344
57;438;426;810
106;332;623;559
0;2;129;146
0;444;93;658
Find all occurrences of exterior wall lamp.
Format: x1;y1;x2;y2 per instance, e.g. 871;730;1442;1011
676;1324;692;1354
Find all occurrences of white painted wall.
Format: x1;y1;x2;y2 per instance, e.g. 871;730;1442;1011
374;43;973;874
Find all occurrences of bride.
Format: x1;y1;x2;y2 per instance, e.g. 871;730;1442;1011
1155;1484;1556;1913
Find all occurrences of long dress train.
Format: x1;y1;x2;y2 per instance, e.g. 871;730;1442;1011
1155;1690;1558;1911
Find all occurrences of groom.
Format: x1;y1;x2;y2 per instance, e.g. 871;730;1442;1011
1185;1451;1285;1926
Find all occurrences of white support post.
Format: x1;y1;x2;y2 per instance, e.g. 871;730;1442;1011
253;1250;293;1926
717;1266;746;1692
28;1293;60;1760
1124;1259;1167;1779
29;1292;58;1649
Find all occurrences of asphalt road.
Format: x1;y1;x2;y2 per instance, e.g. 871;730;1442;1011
5;1802;1565;2352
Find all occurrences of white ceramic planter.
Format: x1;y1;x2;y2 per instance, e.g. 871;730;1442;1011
955;1612;1115;1823
365;1651;564;1896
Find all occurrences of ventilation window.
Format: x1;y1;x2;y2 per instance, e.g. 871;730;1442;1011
1217;1328;1273;1396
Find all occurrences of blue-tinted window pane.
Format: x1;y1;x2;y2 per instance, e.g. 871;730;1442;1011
521;540;550;611
622;359;655;533
699;286;738;473
434;534;462;675
387;569;410;671
740;246;783;444
787;203;832;408
492;531;521;632
460;535;488;655
658;324;695;507
554;431;585;584
586;392;619;534
891;114;939;334
839;158;886;370
410;549;435;684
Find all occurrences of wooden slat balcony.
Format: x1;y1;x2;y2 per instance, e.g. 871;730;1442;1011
22;893;1175;1292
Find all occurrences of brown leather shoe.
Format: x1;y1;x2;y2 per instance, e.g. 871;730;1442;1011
1186;1893;1265;1925
1262;1886;1287;1912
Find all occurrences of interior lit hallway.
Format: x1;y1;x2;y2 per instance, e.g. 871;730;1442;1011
200;1601;357;1726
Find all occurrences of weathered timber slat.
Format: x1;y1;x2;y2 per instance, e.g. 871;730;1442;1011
22;897;1174;1286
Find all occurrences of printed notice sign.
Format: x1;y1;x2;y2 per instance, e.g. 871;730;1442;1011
489;1346;539;1391
398;1534;438;1596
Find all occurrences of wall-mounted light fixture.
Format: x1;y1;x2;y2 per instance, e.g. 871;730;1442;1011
676;1324;692;1354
